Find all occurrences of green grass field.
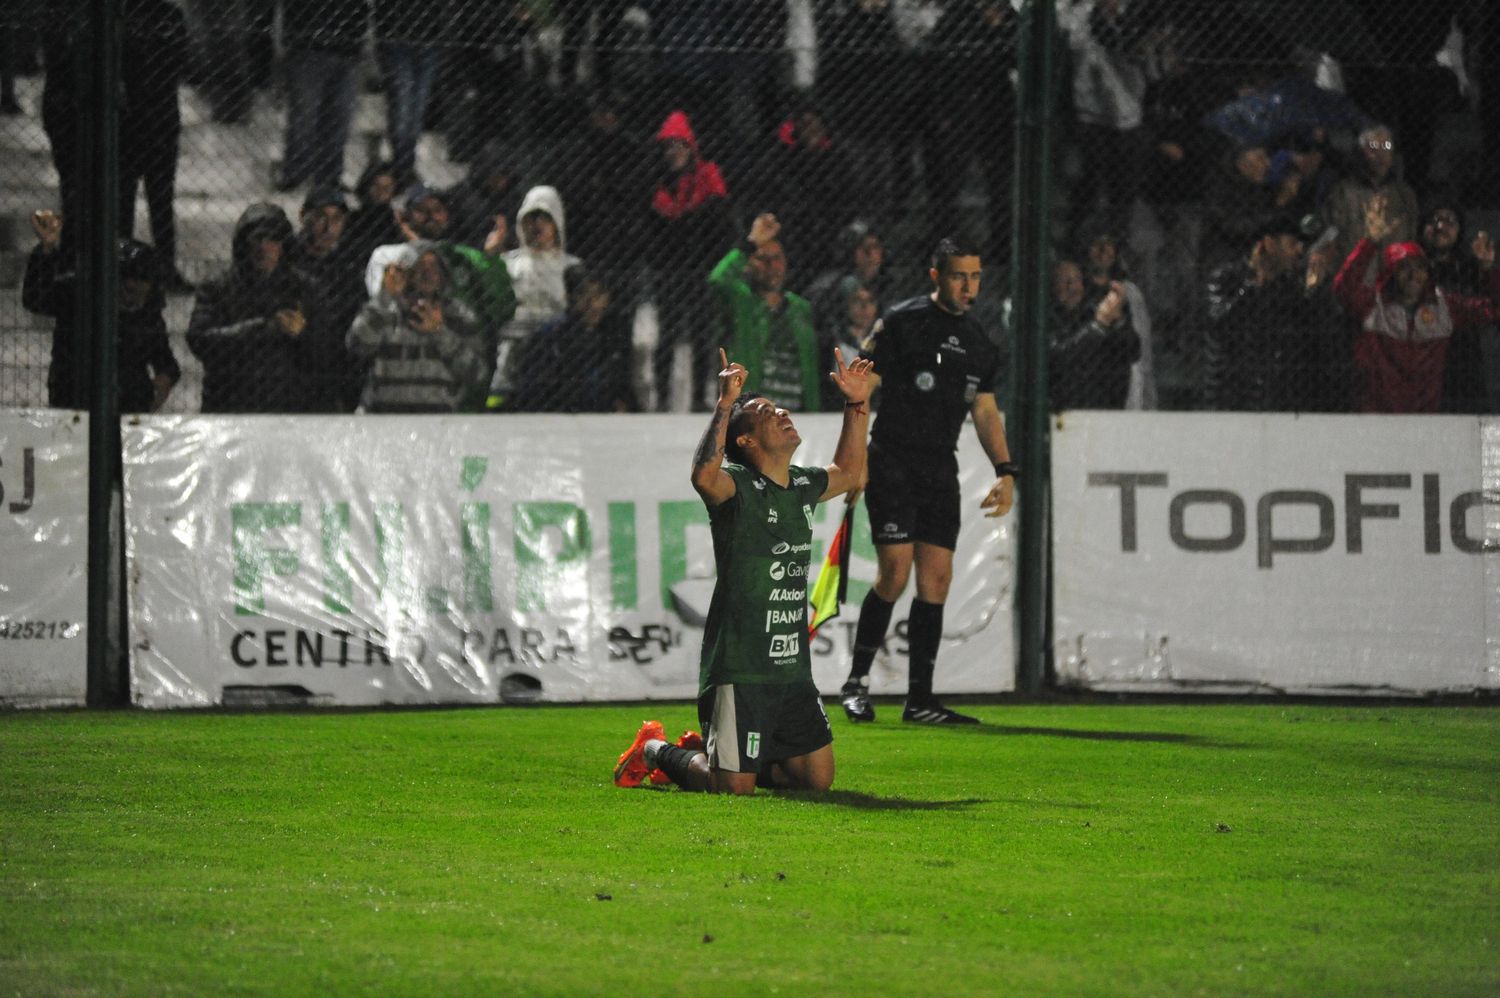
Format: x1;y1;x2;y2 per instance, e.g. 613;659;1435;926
2;701;1496;996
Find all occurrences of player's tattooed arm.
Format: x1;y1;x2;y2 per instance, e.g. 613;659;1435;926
692;406;729;469
690;349;744;506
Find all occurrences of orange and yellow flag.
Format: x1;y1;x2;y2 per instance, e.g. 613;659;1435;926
809;497;855;636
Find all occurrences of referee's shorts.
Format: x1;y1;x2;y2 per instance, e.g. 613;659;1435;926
864;443;961;550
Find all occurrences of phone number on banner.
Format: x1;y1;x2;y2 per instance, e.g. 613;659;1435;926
1;620;81;640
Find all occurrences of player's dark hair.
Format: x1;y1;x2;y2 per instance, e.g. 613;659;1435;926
931;236;981;274
724;393;764;467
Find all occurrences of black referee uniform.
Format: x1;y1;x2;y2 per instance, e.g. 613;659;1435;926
863;295;1002;550
841;292;1003;724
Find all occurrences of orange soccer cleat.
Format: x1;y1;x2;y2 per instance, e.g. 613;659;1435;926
613;719;666;788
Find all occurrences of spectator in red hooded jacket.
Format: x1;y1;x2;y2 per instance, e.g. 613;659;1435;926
1333;193;1500;413
645;109;735;411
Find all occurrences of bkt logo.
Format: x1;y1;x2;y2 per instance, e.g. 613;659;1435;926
1089;470;1499;568
768;561;807;581
769;634;800;658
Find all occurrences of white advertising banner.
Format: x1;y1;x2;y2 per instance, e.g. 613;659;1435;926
1052;412;1500;695
0;409;88;706
124;415;1015;708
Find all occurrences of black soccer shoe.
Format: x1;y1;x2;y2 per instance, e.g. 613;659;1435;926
840;680;876;723
901;699;980;725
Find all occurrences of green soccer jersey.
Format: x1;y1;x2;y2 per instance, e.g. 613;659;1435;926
700;462;830;687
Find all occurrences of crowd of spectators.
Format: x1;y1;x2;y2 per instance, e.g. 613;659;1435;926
8;0;1500;416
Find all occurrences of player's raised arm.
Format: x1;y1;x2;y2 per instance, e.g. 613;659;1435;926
690;348;746;507
821;351;874;502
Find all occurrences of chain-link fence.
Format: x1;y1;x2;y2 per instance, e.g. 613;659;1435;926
2;1;1498;417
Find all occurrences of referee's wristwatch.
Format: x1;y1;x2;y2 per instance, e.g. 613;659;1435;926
993;461;1019;480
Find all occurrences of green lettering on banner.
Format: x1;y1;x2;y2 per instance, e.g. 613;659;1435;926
374;503;414;612
514;502;591;613
232;502;301;616
461;502;494;612
321;503;352;613
658;500;709;610
460;456;488;492
609;502;637;610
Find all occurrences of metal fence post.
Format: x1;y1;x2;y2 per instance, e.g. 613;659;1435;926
1010;0;1057;696
83;0;123;705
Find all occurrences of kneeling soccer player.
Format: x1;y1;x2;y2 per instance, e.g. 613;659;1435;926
614;347;873;794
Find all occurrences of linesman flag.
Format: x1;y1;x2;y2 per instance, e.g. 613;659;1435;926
809;495;856;636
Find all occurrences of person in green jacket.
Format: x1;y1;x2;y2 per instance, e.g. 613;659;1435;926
707;213;826;413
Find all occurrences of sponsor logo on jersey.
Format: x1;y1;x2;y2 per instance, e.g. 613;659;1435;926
770;542;811;556
769;587;803;602
766;607;805;629
767;506;779;524
751;479;766;490
772;541;790;555
792;475;810;486
943;335;967;355
768;633;800;659
915;371;936;391
768;561;807;581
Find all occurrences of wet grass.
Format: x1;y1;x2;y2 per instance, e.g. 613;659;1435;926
1;702;1496;995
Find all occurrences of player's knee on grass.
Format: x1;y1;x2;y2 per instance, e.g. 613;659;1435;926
779;748;835;792
712;769;760;796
